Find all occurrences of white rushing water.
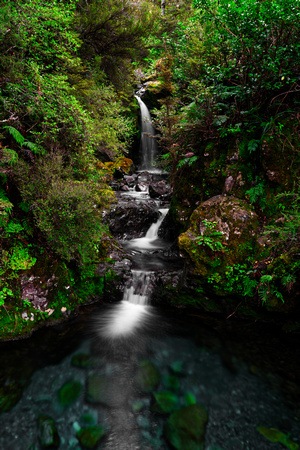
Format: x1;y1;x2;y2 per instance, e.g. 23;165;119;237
124;208;169;250
135;95;159;172
97;271;153;339
98;207;168;340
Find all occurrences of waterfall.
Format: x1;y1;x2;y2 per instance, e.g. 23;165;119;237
97;271;153;339
135;95;158;172
98;210;168;340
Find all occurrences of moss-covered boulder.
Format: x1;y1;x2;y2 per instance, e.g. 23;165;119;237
164;404;208;449
136;360;161;393
178;195;259;280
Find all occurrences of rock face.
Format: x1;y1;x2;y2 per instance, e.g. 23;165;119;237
178;195;259;278
105;200;160;240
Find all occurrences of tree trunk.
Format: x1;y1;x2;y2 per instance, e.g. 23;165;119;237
161;0;166;16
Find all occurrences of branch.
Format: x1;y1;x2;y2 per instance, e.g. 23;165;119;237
0;114;18;123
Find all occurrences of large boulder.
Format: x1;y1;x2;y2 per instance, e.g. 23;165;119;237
178;195;259;279
106;200;160;240
149;180;173;200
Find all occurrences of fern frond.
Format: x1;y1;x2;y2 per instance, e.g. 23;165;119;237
23;140;46;155
3;126;25;145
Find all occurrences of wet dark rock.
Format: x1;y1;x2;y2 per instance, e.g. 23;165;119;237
149;180;172;200
136;360;160;393
135;182;148;192
38;415;60;448
224;175;235;193
57;380;82;406
124;174;138;187
21;275;56;311
106;201;160;240
164;404;208;449
137;171;152;183
77;426;106;449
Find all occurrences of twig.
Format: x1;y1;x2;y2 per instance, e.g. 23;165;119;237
226;301;242;319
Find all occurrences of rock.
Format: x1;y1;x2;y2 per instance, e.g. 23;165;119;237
178;195;259;279
136;360;160;393
224;175;234;193
57;380;82;406
152;390;179;414
124;174;137;187
77;426;106;449
106;200;160;240
164;404;208;450
135;182;148;192
38;415;60;448
149;180;172;200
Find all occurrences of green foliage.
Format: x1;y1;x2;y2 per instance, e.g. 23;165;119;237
195;220;225;252
0;288;13;307
245;180;267;211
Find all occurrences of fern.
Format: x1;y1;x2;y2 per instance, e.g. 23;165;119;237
3;126;46;155
23;140;46;155
177;155;198;170
3;126;25;145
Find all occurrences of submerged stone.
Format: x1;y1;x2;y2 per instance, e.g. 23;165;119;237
57;380;82;406
71;353;92;369
152;390;179;414
169;360;185;375
164;404;208;449
136;360;160;392
77;426;106;449
38;415;60;448
164;375;180;390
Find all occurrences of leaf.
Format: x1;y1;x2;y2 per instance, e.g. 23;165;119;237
257;426;298;450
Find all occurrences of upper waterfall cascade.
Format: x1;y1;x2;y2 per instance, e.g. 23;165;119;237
135;95;159;172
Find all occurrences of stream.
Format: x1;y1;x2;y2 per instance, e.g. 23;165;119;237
0;96;300;449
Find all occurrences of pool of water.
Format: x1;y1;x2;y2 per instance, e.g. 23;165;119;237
0;304;299;449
